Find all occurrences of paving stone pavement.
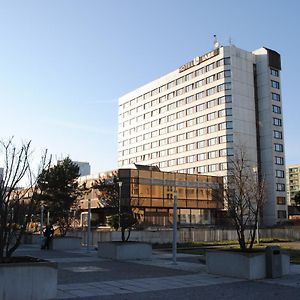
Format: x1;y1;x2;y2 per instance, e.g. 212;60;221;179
15;244;300;300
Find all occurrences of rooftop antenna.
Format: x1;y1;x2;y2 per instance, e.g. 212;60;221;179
229;36;233;46
213;34;220;49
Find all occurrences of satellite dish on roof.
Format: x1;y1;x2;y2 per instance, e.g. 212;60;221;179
213;34;220;49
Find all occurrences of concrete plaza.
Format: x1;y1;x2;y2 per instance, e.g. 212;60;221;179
15;243;300;300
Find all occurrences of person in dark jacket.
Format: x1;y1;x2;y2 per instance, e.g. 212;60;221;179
42;225;54;250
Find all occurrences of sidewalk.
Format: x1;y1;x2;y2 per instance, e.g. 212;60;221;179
15;244;300;299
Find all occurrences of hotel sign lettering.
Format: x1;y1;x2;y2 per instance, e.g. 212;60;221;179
179;48;219;73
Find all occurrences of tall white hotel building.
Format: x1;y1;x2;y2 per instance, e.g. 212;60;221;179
118;44;287;225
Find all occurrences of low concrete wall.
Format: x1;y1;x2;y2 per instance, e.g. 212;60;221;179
0;260;57;300
206;250;266;279
206;249;290;279
52;236;81;250
98;242;152;260
68;227;300;246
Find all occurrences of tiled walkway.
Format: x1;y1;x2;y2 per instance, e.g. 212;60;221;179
16;244;300;300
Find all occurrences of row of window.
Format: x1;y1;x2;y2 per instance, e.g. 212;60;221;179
121;57;231;110
121;133;233;158
121;71;231;119
121;145;234;166
121;82;232;129
121;106;233;140
120;95;232;135
120;120;233;149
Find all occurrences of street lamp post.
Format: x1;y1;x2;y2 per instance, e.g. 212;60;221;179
40;204;44;237
172;189;177;264
118;182;123;230
87;199;91;252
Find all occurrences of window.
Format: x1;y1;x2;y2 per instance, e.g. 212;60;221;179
177;122;185;130
176;88;184;96
272;93;280;101
168;102;176;110
186;107;194;115
187;155;196;163
168;136;177;143
196;103;206;111
198;140;206;148
227;134;233;142
208;150;218;159
168;124;176;133
276;183;285;191
196;91;205;100
178;157;186;165
219;135;226;144
276;170;285;178
272;105;281;114
271;80;280;89
271;68;279;77
159;106;167;113
273;130;282;139
198;153;206;160
151;141;159;148
224;70;231;77
198;166;206;173
186;84;193;93
207;111;217;121
198;127;206;136
186;131;196;139
224;57;230;65
208;164;218;172
176;77;184;85
159;139;168;146
208;137;218;146
159;128;167;135
178;145;185;153
187;119;196;127
177;133;185;141
186;95;194;104
197;115;206;124
273;118;282;126
226;121;233;129
274;143;283;152
177;110;185;118
277;210;287;219
207;87;215;96
187;143;195;151
168;147;177;155
275;156;284;165
207;99;218;108
167;80;176;89
277;197;286;205
168;114;176;122
207;124;218;133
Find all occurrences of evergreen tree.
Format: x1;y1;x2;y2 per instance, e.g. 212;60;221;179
37;157;81;236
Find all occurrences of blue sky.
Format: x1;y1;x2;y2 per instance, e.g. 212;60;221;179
0;0;299;173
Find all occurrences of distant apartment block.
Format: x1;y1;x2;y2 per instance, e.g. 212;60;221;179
118;44;287;225
287;164;300;205
74;161;91;176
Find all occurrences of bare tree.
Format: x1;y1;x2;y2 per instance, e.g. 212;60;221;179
0;138;48;259
225;148;265;251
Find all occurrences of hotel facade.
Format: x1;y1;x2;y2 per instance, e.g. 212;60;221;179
118;44;287;225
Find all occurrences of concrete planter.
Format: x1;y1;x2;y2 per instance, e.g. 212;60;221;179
52;236;81;250
0;257;57;300
206;249;290;279
98;241;152;260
